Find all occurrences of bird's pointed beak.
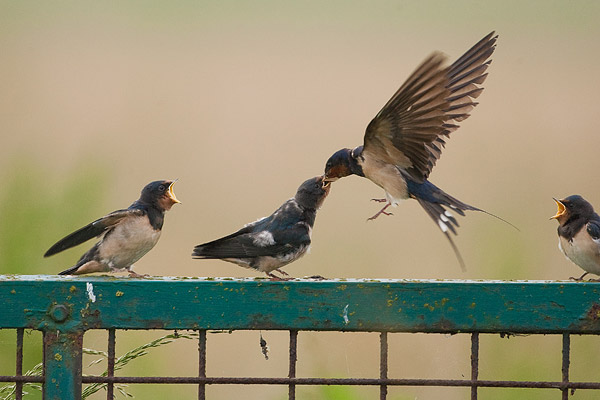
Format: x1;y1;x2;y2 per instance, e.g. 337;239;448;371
550;198;565;220
168;180;181;204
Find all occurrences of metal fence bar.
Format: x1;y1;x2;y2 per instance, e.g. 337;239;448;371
77;375;600;389
43;331;83;400
0;376;43;383
198;330;207;400
562;333;570;400
288;330;298;400
380;332;388;400
15;328;23;400
5;277;600;334
471;332;479;400
107;329;115;400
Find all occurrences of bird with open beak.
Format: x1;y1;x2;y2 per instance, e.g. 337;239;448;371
323;32;514;270
45;180;180;276
192;176;331;280
551;195;600;280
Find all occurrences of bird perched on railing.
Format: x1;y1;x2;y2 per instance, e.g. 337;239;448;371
323;31;514;269
192;176;331;280
45;180;180;276
551;195;600;281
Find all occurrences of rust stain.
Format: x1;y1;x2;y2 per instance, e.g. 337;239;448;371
586;303;600;320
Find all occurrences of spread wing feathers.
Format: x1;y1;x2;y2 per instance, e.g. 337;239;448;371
44;209;143;257
587;219;600;241
192;226;311;259
363;32;497;182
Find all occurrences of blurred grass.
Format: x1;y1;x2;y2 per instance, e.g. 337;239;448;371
0;158;109;275
0;159;108;400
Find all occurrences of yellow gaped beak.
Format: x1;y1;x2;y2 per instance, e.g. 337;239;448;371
550;198;565;220
168;180;181;204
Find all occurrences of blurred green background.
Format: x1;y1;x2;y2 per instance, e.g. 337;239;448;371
1;0;600;398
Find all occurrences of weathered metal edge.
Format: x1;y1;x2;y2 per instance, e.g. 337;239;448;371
2;276;600;334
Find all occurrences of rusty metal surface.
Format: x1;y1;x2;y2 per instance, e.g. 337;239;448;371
2;277;600;398
3;276;600;334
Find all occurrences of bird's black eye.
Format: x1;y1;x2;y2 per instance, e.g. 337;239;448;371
158;185;166;192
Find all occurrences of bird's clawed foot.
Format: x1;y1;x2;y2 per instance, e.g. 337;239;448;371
127;268;149;278
570;272;589;282
267;270;293;281
367;203;393;221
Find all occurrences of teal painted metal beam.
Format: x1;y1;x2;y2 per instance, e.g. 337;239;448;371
43;330;83;400
2;275;600;334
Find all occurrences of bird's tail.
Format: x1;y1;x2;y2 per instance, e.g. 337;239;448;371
58;265;80;275
408;180;517;270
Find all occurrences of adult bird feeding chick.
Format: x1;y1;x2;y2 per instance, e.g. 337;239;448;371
551;195;600;281
45;180;180;276
192;176;331;280
323;31;514;269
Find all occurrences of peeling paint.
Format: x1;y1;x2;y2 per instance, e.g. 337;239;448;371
86;282;96;303
343;304;349;324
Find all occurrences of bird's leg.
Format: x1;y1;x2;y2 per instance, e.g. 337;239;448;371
274;268;290;276
127;266;149;278
371;198;387;203
266;272;291;281
569;272;589;281
367;203;393;221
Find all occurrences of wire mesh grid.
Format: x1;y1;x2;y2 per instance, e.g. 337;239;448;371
2;329;600;399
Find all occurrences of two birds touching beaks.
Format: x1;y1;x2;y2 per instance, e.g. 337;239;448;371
43;32;600;281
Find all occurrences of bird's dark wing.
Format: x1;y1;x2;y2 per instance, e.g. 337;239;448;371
587;219;600;241
44;209;145;257
363;32;497;182
193;225;311;259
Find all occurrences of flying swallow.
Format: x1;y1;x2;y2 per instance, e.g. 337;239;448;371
192;176;330;280
323;31;514;269
45;180;180;276
551;195;600;281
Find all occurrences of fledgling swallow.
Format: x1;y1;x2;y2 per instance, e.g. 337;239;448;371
551;195;600;281
324;31;514;269
192;176;330;280
45;180;180;276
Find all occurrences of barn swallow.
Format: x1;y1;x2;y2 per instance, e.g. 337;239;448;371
323;31;514;269
45;180;180;276
192;176;330;280
551;195;600;281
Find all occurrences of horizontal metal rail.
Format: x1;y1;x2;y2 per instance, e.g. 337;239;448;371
2;276;600;334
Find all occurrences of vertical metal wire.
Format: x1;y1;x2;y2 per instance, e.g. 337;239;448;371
107;329;116;400
470;333;479;400
15;328;24;400
198;330;207;400
380;332;388;400
561;333;570;400
288;330;298;400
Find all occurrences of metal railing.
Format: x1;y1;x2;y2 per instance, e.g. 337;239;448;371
2;276;600;399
